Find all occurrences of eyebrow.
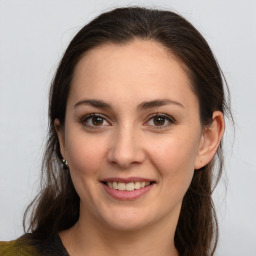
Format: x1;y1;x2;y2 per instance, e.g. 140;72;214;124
137;99;184;110
74;99;112;109
74;98;184;110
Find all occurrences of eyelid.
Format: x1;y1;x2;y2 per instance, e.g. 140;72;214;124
80;112;175;129
143;113;176;128
81;113;112;128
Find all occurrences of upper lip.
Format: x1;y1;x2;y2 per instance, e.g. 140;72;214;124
100;177;155;183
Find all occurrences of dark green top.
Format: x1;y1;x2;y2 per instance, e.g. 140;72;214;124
0;233;69;256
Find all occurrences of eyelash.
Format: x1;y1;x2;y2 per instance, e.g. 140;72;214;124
144;113;175;129
81;114;111;129
81;113;175;129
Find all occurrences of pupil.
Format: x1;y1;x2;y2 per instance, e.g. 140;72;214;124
92;117;103;126
154;117;164;126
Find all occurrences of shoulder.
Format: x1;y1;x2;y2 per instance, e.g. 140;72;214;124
0;233;69;256
0;234;39;255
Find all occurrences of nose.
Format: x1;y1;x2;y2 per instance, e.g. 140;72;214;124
107;125;146;169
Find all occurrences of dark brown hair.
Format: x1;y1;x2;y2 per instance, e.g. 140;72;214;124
24;7;232;256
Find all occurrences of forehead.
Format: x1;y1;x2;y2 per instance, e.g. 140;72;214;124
69;40;198;109
73;40;185;83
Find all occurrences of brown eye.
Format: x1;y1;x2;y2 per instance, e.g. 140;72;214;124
145;114;175;128
153;116;165;126
82;114;111;128
92;116;104;126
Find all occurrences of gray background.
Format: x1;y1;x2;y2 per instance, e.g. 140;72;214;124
0;0;255;255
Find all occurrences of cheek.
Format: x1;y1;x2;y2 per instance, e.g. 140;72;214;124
153;143;196;206
65;132;107;176
64;132;109;205
149;133;200;189
151;138;198;172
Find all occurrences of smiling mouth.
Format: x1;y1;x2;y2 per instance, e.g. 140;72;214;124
101;181;155;191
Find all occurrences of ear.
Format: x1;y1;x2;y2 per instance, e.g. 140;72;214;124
54;119;66;159
194;111;225;170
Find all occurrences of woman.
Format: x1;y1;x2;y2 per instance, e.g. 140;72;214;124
0;6;231;256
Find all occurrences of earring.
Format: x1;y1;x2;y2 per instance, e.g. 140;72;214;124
62;159;69;170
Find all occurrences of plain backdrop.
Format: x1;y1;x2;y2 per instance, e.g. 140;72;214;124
0;0;255;255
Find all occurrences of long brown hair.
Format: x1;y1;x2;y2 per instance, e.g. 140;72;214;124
23;7;232;255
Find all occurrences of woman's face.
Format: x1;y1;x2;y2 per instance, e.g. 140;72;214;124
57;40;205;231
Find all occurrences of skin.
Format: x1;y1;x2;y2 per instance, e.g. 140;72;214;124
55;40;224;256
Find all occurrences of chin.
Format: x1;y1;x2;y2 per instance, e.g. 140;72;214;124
105;219;148;232
100;208;153;232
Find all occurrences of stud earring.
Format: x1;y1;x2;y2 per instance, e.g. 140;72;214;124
62;159;69;170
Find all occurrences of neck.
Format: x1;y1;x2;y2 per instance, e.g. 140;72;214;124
60;213;179;256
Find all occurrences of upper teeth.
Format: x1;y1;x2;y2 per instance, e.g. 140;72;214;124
106;181;151;191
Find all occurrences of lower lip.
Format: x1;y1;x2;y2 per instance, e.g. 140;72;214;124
102;183;154;200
